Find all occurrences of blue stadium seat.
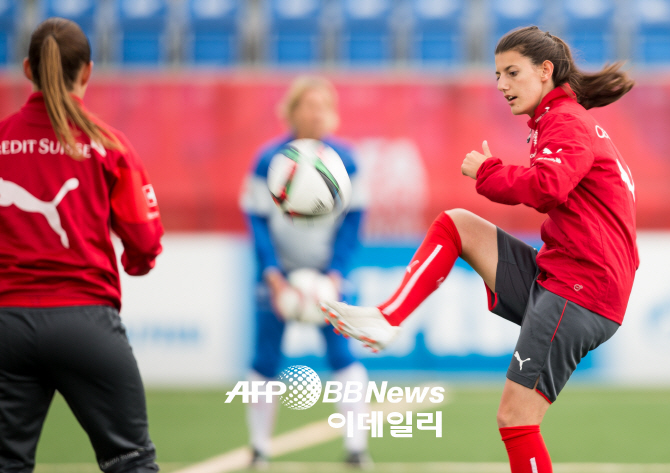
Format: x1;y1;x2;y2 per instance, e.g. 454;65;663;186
561;0;615;66
268;0;323;65
489;0;543;58
636;0;670;64
188;0;240;65
117;0;168;65
340;0;394;66
0;0;17;65
42;0;98;59
410;0;465;66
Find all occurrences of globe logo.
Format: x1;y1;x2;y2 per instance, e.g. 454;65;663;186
278;365;322;410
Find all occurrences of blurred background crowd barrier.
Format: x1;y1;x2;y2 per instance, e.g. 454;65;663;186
2;0;670;67
1;0;669;387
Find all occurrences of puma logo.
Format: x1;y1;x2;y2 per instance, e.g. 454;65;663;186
0;177;79;248
514;351;530;370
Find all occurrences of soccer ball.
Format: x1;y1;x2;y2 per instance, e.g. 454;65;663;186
267;139;352;219
287;268;338;325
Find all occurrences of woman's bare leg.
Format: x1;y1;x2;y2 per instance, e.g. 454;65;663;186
445;208;498;292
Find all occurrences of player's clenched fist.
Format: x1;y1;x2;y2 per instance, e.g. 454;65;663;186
462;140;493;179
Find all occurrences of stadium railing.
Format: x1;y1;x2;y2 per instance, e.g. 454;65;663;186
486;0;545;62
408;0;466;67
116;0;169;65
561;0;616;66
338;0;394;66
635;0;670;64
0;0;17;65
265;0;324;66
1;0;670;69
185;0;241;65
40;0;99;60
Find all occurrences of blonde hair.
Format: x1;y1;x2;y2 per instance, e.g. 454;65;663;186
278;75;340;134
29;18;124;159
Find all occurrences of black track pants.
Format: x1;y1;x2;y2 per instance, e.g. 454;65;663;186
0;306;159;473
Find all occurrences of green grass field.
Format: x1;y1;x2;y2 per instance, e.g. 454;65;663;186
33;384;670;472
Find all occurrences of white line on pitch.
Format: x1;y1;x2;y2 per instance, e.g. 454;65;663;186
170;384;450;473
261;462;670;473
33;462;670;473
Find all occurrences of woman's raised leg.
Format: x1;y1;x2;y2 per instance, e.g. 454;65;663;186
322;209;499;348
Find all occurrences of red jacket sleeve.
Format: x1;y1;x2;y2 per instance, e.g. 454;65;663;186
475;113;594;213
107;133;164;276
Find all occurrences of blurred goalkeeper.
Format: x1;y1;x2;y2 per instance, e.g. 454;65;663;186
240;76;370;468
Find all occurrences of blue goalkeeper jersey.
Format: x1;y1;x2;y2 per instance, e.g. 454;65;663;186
240;135;366;279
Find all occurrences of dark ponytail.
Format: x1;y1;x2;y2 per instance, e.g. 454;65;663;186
29;18;124;159
495;26;634;109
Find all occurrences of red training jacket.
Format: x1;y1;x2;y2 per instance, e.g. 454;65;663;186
476;85;638;325
0;92;163;310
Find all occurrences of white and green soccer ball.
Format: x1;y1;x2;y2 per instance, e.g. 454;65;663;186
267;139;352;219
287;268;338;326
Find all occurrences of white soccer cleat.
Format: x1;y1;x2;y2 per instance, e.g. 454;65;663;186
320;300;400;352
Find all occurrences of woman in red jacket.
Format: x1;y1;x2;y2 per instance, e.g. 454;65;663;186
0;18;163;472
323;26;637;472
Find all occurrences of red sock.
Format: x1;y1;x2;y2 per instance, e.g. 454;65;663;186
378;212;462;326
500;425;553;473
